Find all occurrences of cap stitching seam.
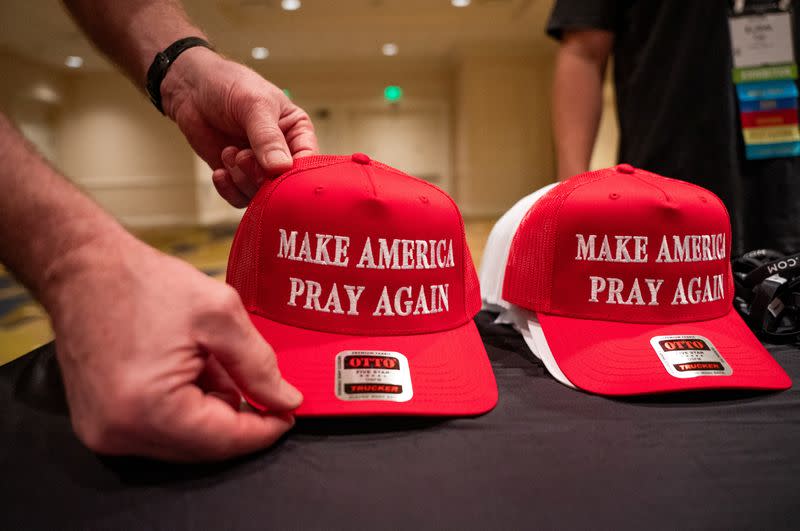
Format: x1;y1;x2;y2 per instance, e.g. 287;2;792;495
630;173;671;202
541;306;732;325
373;163;473;322
359;164;377;196
245;305;474;335
660;175;731;217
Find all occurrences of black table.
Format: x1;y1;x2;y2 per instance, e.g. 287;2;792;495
2;311;799;530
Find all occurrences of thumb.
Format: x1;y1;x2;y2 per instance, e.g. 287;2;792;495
243;100;294;175
158;387;296;461
199;296;303;412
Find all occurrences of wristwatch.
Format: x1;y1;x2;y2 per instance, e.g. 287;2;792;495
145;36;214;114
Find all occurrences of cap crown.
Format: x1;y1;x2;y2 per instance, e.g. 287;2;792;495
480;183;558;310
228;155;480;335
503;166;734;323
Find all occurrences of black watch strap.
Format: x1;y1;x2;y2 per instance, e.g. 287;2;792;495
145;37;213;114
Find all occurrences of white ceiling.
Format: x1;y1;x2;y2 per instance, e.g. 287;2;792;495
0;0;556;70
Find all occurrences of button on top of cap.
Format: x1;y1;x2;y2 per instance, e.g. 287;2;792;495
616;163;635;174
351;153;371;165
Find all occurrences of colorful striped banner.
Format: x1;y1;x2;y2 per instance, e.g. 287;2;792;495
746;141;800;159
733;63;798;83
743;125;800;145
740;97;798;112
740;108;799;128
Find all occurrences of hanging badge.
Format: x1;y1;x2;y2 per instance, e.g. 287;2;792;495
730;1;800;159
730;4;794;71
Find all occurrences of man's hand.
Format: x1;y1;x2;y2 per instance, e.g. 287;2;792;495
62;0;319;204
161;47;318;207
45;232;303;461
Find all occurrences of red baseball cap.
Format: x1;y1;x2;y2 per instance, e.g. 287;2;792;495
503;164;791;395
227;153;497;416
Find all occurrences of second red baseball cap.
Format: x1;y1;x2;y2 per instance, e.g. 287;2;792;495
227;153;497;416
502;164;791;395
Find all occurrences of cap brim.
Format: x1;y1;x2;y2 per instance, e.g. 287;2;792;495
249;314;498;416
526;309;791;395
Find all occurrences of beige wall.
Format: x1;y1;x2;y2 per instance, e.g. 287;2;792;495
0;49;63;161
265;53;557;218
1;47;624;226
191;58;457;224
455;49;556;217
56;72;198;226
261;59;454;191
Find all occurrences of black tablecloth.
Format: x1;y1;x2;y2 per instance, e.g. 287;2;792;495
2;311;799;530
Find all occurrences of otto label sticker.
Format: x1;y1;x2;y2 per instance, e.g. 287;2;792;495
335;350;413;402
650;335;733;379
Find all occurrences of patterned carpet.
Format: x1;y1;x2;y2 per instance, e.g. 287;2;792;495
0;220;494;366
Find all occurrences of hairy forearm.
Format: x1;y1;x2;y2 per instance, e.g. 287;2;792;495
552;36;611;181
62;0;205;88
0;114;130;309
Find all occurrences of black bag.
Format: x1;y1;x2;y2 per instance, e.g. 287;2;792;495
733;249;800;344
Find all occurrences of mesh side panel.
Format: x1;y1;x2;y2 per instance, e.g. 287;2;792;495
504;170;611;312
371;161;436;190
464;243;481;317
227;199;263;308
292;154;351;171
372;160;415;176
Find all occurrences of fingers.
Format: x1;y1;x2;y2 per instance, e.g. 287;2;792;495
77;359;294;462
197;355;241;410
243;100;294;176
153;386;295;462
221;146;270;200
198;289;303;413
212;169;249;208
215;147;270;208
279;106;319;159
235;149;269;186
222;146;257;197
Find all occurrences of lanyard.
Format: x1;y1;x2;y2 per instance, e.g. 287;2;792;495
730;0;800;159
